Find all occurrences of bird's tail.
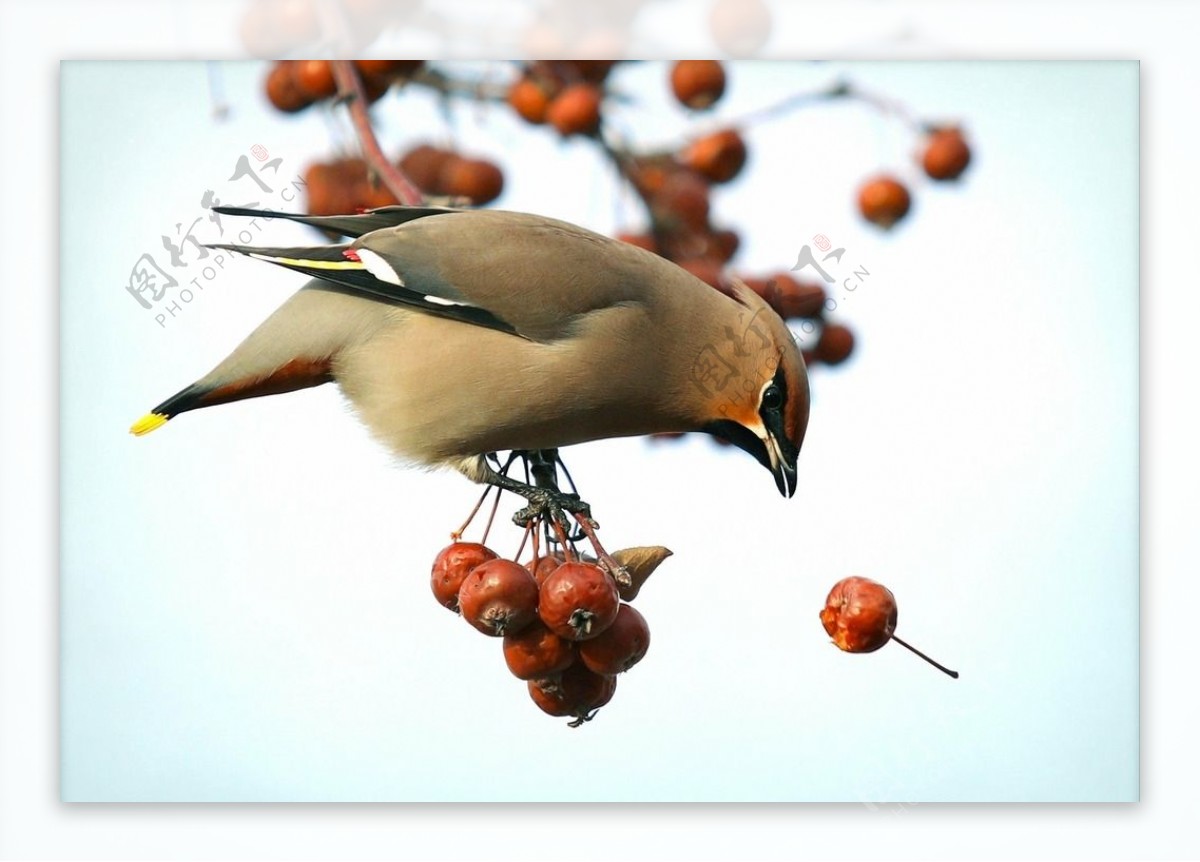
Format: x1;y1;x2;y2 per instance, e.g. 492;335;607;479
129;357;335;437
128;286;380;437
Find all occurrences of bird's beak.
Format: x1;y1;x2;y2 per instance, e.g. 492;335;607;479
763;431;798;498
701;418;798;499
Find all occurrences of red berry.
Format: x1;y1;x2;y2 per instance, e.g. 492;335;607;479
360;72;391;105
360;181;400;210
292;59;337;100
457;559;539;637
858;175;912;229
508;76;553;124
670;60;726;110
528;664;617;723
264;61;312;113
305;157;371;215
578;604;650;675
921;127;971;181
525;554;565;587
399;144;453;195
503;620;576;680
772;273;827;319
353;59;423;81
816;323;855;365
538;562;619;641
438;156;504;205
546;83;603;137
819;576;897;653
682;128;748;184
430;542;498;612
652;171;711;231
820;577;960;677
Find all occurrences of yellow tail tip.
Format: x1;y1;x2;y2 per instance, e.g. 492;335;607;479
129;413;168;436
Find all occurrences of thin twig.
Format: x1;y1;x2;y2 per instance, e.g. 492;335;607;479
842;83;927;133
329;60;424;206
721;79;852;130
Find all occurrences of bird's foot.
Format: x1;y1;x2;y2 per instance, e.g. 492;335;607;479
511;487;591;531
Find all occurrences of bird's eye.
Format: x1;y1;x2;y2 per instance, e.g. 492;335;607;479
761;384;783;411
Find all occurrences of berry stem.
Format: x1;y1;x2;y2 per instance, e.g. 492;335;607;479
549;517;576;562
570;512;632;589
891;635;959;679
513;519;533;565
451;485;490;541
480;483;502;545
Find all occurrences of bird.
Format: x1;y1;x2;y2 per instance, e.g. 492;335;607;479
130;204;810;518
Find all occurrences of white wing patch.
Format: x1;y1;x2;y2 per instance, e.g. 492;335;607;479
356;248;405;286
424;294;467;307
358;247;474;308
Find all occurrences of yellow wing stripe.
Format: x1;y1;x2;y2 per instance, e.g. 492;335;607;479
249;253;367;271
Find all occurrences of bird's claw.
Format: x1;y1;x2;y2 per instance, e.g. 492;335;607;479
511;488;591;530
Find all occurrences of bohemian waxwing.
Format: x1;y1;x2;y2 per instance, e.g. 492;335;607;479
130;205;809;512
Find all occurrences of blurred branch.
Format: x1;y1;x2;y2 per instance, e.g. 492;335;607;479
410;65;513;103
722;78;925;134
330;60;424;206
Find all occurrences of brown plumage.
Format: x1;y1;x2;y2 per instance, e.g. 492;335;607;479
131;206;809;497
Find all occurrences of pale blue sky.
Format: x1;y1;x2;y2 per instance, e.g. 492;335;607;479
60;60;1137;801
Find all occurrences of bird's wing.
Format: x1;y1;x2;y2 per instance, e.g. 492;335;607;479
352;209;668;339
210;204;458;238
210;207;676;342
204;239;524;337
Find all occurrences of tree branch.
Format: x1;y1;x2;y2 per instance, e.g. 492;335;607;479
330;60;424;206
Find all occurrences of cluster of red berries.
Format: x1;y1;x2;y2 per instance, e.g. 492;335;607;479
304;157;399;215
611;63;858;371
507;61;617;137
857;127;972;229
264;59;424;113
820;576;958;678
263;61;975;376
302;146;504;215
398;144;505;205
431;542;670;725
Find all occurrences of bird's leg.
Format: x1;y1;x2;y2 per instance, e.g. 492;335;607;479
481;449;591;530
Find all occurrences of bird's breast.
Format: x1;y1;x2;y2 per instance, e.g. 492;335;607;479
331;306;689;465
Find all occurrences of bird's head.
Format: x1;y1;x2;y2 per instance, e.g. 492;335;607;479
698;279;811;498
